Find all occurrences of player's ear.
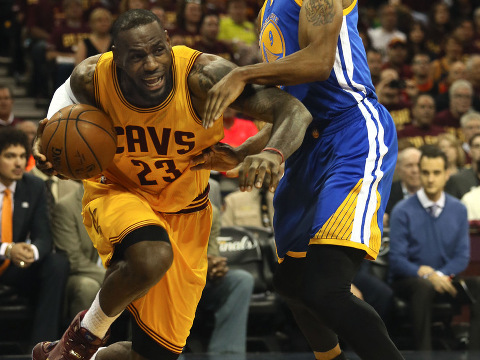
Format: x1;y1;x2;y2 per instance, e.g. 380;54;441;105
164;30;172;47
112;45;121;69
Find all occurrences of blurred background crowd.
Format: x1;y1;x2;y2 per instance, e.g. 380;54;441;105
2;0;480;357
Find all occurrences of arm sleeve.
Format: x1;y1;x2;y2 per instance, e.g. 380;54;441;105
47;77;80;119
438;204;470;276
389;205;421;279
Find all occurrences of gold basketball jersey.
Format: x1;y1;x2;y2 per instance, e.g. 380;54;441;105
89;46;224;213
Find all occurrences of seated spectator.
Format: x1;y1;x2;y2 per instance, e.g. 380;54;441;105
397;94;445;148
29;165;82;217
453;19;476;55
434;79;474;137
16;120;38;172
218;0;258;65
75;8;113;65
0;128;69;347
382;38;412;80
466;55;480;100
389;145;480;351
434;61;468;112
437;132;466;178
430;35;465;85
376;68;411;131
24;0;62;102
222;183;274;230
460;111;480;165
0;85;23;128
46;0;89;90
425;2;453;58
192;204;254;353
51;186;106;322
169;0;203;47
366;48;383;87
368;4;406;59
405;21;432;63
462;184;480;221
385;147;421;224
411;52;435;95
192;13;235;63
446;133;480;199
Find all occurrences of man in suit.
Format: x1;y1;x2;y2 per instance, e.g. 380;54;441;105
51;185;105;322
0;128;69;347
29;165;81;218
385;147;422;225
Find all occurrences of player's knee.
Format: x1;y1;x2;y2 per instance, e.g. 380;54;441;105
127;241;173;289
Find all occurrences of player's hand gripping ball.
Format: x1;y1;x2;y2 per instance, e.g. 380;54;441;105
41;104;117;180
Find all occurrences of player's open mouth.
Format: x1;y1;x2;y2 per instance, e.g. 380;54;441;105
143;75;164;90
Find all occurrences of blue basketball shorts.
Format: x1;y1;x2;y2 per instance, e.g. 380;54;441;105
273;99;397;261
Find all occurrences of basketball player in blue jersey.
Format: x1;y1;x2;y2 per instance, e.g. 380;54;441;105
192;0;405;359
31;9;312;360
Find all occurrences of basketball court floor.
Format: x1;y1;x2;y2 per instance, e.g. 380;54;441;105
1;351;479;360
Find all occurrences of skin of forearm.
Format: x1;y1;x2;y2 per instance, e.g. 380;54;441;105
235;45;333;86
235;124;272;159
266;103;312;160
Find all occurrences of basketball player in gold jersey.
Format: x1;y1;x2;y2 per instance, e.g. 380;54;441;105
31;9;312;360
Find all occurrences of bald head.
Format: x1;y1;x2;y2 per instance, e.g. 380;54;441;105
397;147;422;193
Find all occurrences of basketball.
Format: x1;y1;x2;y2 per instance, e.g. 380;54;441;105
41;104;117;180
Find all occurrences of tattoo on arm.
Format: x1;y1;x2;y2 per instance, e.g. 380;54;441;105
304;0;335;26
190;60;236;92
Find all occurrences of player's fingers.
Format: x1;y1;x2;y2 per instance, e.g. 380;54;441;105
190;152;209;167
237;160;249;191
254;165;268;189
269;167;281;193
203;90;220;128
244;160;261;191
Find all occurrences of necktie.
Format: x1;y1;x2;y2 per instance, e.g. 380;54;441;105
0;189;13;275
427;205;438;217
45;178;55;220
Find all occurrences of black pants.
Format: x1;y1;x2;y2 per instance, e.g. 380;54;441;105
392;276;480;351
273;245;404;360
0;252;69;345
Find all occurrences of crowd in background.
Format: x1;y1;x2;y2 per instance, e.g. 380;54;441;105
2;0;480;355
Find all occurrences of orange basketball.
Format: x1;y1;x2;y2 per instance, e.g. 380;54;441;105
41;104;117;180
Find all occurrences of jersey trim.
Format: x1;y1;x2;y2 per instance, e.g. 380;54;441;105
127;304;184;354
111;52;177;113
343;0;357;16
184;50;203;125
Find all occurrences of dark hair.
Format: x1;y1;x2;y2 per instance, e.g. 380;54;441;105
0;128;30;158
112;9;164;45
419;145;448;170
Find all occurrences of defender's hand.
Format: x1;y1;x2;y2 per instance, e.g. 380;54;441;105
235;151;283;193
32;118;68;179
203;69;246;129
190;142;243;173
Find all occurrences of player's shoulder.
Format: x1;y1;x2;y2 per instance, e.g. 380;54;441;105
70;54;102;106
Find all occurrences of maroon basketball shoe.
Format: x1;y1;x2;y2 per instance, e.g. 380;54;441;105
32;310;109;360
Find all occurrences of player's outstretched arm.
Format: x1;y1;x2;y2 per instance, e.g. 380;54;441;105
202;0;344;125
189;53;312;191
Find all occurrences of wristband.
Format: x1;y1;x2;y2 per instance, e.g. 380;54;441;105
5;243;13;259
262;147;284;164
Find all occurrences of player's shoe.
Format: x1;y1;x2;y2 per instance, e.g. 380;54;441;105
32;310;109;360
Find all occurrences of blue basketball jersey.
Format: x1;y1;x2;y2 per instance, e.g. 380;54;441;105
259;0;376;121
